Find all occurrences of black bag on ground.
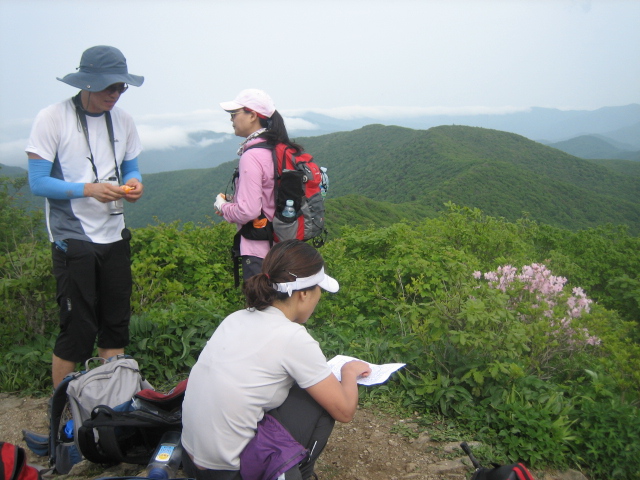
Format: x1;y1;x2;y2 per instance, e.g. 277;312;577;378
77;379;187;466
460;442;535;480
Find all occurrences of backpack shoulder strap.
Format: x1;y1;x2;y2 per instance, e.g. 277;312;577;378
243;142;279;176
76;424;111;464
243;141;282;208
244;142;274;151
48;375;75;468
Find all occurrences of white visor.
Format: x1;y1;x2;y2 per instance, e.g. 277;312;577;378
273;267;339;297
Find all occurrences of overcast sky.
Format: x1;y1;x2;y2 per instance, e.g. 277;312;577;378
1;0;639;164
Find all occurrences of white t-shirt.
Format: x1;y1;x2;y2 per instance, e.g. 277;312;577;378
181;306;332;471
25;98;142;243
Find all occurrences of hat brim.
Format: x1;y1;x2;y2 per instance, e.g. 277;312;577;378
57;72;144;91
220;100;243;112
318;273;339;293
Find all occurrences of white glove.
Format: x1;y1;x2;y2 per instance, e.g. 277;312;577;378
214;193;229;212
214;193;228;213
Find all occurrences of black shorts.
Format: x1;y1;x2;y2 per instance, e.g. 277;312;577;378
241;255;263;282
52;238;132;363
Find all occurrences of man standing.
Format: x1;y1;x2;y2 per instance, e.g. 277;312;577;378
26;46;145;387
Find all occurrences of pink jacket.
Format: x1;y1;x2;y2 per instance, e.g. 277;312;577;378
221;138;275;258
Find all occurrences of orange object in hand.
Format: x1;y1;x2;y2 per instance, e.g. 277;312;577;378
120;185;133;193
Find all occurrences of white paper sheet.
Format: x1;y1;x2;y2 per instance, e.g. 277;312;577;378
327;355;406;386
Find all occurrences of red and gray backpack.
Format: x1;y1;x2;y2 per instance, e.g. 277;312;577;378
229;142;328;285
241;142;327;245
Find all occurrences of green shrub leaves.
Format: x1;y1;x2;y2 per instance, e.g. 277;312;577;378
1;200;639;477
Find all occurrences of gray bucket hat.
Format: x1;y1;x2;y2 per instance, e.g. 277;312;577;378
57;45;144;92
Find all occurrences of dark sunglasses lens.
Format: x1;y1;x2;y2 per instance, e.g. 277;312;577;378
106;84;128;94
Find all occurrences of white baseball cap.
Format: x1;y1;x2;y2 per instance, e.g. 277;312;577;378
220;89;276;118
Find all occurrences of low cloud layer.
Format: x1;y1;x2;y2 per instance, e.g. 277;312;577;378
136;110;323;151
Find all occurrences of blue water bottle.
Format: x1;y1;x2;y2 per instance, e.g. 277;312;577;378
147;431;183;480
64;419;74;441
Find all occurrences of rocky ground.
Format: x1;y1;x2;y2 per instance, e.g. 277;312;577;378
0;393;588;480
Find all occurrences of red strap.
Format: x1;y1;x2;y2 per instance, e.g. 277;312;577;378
135;378;188;402
514;464;535;480
296;216;305;240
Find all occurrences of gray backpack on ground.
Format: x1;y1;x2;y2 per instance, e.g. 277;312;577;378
23;355;153;474
66;356;154;443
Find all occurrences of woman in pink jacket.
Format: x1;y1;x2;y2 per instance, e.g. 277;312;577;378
214;89;304;284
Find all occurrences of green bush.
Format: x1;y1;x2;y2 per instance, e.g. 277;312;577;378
127;297;233;387
466;377;574;468
567;371;640;479
130;220;240;312
0;174;56;348
1;201;639;476
571;397;640;478
0;242;56;340
0;333;53;394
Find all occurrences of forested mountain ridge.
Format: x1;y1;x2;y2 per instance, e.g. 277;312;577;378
120;124;640;234
303;124;638;201
586;157;640;177
299;124;640;232
4;124;640;235
547;134;640;161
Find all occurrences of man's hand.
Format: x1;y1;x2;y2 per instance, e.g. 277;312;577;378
123;179;143;203
84;182;126;203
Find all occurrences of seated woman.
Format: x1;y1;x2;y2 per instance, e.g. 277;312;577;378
181;239;371;480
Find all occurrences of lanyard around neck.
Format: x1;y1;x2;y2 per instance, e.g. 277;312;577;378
72;93;120;183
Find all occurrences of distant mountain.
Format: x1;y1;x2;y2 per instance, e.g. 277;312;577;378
389;104;640;144
123;160;238;229
546;135;640;160
123;124;640;235
289;104;640;146
0;164;28;177
138;131;238;174
601;121;640;150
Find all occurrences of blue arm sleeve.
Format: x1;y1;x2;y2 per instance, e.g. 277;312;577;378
28;159;85;199
121;157;142;183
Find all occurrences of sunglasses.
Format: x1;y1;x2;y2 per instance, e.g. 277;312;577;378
229;108;267;119
229;109;250;118
103;83;129;94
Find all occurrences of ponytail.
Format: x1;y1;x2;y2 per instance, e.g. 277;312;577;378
243;273;282;310
259;111;304;153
